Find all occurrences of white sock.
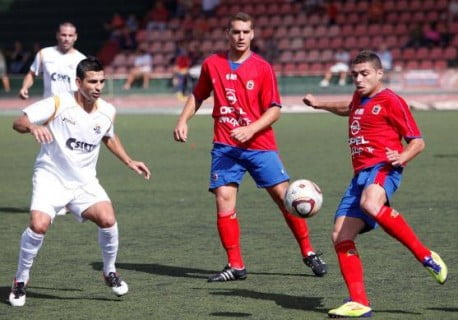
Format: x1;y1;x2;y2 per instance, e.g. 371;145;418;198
16;227;44;282
98;222;119;275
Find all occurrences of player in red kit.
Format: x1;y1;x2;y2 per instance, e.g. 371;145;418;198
303;50;447;318
173;12;326;282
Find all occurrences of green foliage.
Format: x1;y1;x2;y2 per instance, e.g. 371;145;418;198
0;112;456;319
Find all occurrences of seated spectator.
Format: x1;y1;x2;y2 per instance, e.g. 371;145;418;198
123;45;153;90
423;22;441;48
118;27;138;51
7;40;30;74
146;1;170;31
104;12;125;41
404;24;424;48
201;0;220;17
170;48;191;100
367;0;384;24
326;0;339;26
0;49;11;92
125;13;139;34
319;49;350;87
449;0;458;23
376;43;393;72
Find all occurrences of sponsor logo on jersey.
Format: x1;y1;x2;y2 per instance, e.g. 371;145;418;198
246;80;254;90
226;73;237;80
62;117;76;125
51;72;71;83
372;104;382;115
66;138;96;152
355;108;364;115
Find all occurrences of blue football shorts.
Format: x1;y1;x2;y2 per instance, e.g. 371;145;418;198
335;163;403;232
209;143;290;190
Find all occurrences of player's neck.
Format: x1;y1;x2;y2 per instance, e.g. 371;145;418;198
57;46;73;54
74;92;97;113
228;49;251;63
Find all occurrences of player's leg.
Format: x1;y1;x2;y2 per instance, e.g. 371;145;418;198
266;182;327;276
361;183;447;284
328;216;373;318
207;184;248;282
9;211;51;307
207;144;247;282
10;170;67;307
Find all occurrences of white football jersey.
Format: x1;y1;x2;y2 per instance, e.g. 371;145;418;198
23;93;116;189
30;46;86;98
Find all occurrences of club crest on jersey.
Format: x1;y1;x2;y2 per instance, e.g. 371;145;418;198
246;80;255;90
372;105;382;115
225;88;237;105
350;120;361;135
93;124;101;134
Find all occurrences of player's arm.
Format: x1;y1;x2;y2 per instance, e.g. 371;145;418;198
12;113;53;144
386;138;425;167
19;71;36;100
302;93;350;116
230;105;281;144
173;93;203;142
102;134;151;180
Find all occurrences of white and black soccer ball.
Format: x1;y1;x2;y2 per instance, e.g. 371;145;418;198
284;179;323;218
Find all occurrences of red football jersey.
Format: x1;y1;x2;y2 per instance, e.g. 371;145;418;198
193;52;281;151
348;88;422;173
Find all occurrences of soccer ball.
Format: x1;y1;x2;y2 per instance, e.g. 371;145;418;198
284;179;323;218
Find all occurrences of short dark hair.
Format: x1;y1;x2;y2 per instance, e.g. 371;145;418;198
351;50;383;70
228;12;254;30
57;21;77;33
76;57;104;79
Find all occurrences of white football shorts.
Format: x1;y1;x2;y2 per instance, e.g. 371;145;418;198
31;169;111;222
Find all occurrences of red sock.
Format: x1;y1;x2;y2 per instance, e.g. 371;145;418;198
217;211;244;269
282;209;314;256
335;240;369;306
374;206;431;262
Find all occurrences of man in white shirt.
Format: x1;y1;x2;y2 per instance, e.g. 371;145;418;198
9;57;151;307
19;22;86;99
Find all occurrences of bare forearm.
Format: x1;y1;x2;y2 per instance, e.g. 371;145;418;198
103;135;133;165
13;114;33;133
21;72;34;90
401;138;425;163
177;94;202;124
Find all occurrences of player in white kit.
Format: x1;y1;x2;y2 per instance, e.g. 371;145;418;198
20;22;86;216
9;57;151;307
19;22;86;99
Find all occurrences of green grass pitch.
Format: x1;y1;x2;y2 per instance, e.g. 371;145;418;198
0;111;456;319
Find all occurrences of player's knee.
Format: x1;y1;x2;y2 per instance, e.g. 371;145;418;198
97;215;116;228
29;222;49;235
359;200;380;217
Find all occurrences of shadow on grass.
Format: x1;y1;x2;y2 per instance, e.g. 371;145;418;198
427;307;458;312
208;288;324;313
91;262;309;279
209;311;252;317
0;207;28;214
0;286;120;305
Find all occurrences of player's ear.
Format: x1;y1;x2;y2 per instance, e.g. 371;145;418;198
250;32;254;40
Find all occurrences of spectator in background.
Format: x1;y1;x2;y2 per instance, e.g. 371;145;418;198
0;49;11;92
404;24;424;48
123;45;153;90
263;38;280;64
104;12;125;41
449;0;458;23
171;47;191;100
367;0;384;24
320;49;350;87
8;40;30;74
201;0;220;17
125;13;139;34
118;27;138;51
376;43;393;72
146;1;170;31
423;22;441;48
326;0;339;26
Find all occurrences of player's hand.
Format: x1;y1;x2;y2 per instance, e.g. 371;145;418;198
230;126;255;143
29;124;53;144
127;160;151;180
385;147;405;167
302;94;319;109
173;122;188;142
19;88;29;100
